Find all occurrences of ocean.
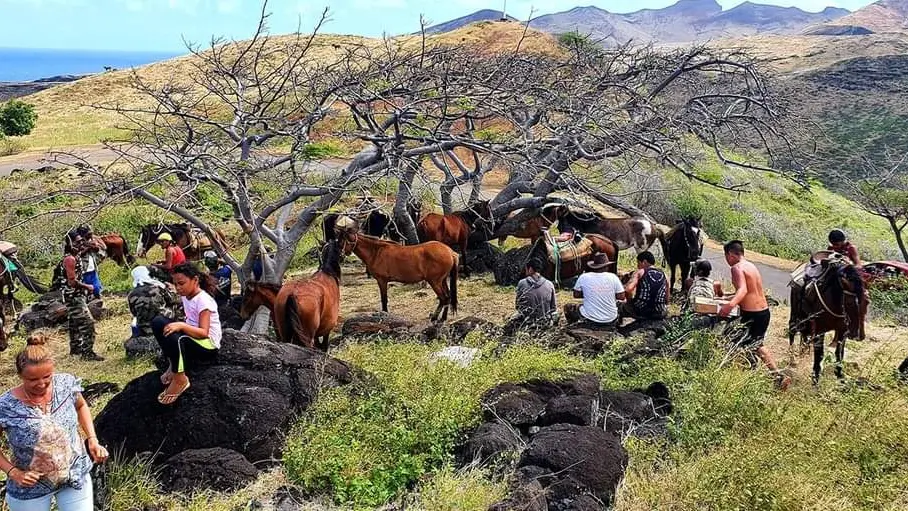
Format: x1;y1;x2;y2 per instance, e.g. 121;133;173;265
0;47;181;82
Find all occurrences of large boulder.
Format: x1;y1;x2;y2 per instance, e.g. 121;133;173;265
599;382;673;437
547;326;623;357
447;316;498;342
159;448;258;493
481;383;547;429
456;422;524;466
519;424;628;506
494;245;534;286
95;329;355;463
464;243;503;275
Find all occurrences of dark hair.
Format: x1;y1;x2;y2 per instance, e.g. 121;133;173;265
16;333;53;374
637;251;656;265
829;229;846;244
724;240;745;255
172;263;217;295
526;258;542;272
695;259;712;277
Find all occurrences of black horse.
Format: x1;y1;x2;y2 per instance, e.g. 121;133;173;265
325;202;422;245
660;217;703;292
789;258;865;385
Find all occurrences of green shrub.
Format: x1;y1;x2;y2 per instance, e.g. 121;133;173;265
0;99;38;137
0;137;26;156
868;277;908;326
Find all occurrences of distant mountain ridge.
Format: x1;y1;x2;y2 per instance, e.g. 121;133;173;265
812;0;908;34
425;0;850;45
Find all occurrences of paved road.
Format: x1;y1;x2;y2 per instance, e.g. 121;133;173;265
699;246;794;301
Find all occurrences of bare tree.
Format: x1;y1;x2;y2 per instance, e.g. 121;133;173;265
2;4;805;282
849;154;908;262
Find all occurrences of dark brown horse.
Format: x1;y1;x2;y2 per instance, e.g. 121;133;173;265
497;206;561;245
789;257;866;385
334;218;459;322
239;240;343;350
529;233;620;285
659;217;704;292
137;223;226;261
98;233;135;266
417;202;491;277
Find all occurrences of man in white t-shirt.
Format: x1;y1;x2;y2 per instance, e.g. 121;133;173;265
563;253;626;328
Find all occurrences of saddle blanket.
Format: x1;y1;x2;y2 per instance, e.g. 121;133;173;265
545;237;593;264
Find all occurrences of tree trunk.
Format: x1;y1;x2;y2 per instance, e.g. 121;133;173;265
887;217;908;262
394;164;421;244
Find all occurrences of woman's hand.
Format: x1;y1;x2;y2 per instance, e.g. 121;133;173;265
9;468;43;488
163;322;187;336
86;438;109;464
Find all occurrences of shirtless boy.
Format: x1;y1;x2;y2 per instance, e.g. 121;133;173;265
719;240;791;390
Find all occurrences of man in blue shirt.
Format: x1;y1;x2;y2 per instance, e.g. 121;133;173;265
203;251;233;306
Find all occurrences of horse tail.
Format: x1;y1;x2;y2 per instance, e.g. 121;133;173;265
283;294;312;348
449;254;459;316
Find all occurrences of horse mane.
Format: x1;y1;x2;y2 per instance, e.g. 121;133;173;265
839;263;864;298
319;240;343;280
323;214;340;242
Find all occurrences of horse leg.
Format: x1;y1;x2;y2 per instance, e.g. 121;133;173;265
318;334;330;351
834;331;846;381
668;263;676;293
428;278;448;323
377;279;389;313
812;334;824;386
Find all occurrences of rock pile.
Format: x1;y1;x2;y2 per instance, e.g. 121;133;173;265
17;291;105;332
458;374;672;510
95;329;355;493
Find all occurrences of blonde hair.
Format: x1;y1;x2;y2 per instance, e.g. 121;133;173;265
16;333;54;374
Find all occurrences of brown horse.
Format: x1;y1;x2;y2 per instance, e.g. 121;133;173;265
98;233;135;266
137;223;227;261
551;205;662;252
789;257;866;385
239;240;343;350
417;202;491;277
529;233;620;285
335;219;459;322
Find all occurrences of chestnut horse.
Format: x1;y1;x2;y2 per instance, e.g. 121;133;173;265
789;257;866;385
334;219;459;322
99;233;135;266
417;202;491;277
239;240;343;350
529;233;620;285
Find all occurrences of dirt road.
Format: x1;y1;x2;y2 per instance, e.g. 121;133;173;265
0;145;120;177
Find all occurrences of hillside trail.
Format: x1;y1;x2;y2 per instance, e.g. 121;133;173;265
0;144;118;176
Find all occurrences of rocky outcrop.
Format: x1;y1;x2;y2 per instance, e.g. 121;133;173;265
124;336;159;359
159;448;259;493
494;245;534;287
340;312;416;338
95;329;355;465
17;291;105;332
461;374;673;510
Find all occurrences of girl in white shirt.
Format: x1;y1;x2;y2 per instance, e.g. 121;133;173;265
151;263;222;405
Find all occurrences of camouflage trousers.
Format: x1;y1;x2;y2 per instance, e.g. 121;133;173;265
64;293;95;355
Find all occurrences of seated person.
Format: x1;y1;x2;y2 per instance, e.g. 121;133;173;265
152;233;187;276
507;259;558;332
828;229;862;266
685;259;724;306
151;263;221;405
127;266;181;337
622;251;669;320
563;253;625;328
203;250;233;307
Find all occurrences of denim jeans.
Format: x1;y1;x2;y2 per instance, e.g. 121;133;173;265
6;476;93;511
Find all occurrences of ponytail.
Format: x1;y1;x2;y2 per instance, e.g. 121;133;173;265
172;263;217;296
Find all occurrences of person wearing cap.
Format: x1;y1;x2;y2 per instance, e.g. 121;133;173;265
152;232;186;275
827;229;862;266
203;250;232;307
127;266;182;338
563;252;625;328
622;251;670;320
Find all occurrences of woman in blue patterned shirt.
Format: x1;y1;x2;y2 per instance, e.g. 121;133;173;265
0;334;109;510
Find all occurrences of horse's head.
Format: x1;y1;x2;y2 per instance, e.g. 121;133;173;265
319;239;344;280
678;217;703;261
837;263;866;340
136;225;160;258
239;281;280;319
334;216;360;256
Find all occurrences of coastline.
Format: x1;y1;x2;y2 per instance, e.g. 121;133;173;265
0;74;90;101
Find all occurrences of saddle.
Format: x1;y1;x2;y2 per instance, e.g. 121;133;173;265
0;241;17;257
544;236;594;264
789;251;852;288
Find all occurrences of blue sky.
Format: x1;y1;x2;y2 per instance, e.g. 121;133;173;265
0;0;877;52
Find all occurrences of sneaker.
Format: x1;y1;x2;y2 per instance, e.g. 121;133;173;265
80;352;105;362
